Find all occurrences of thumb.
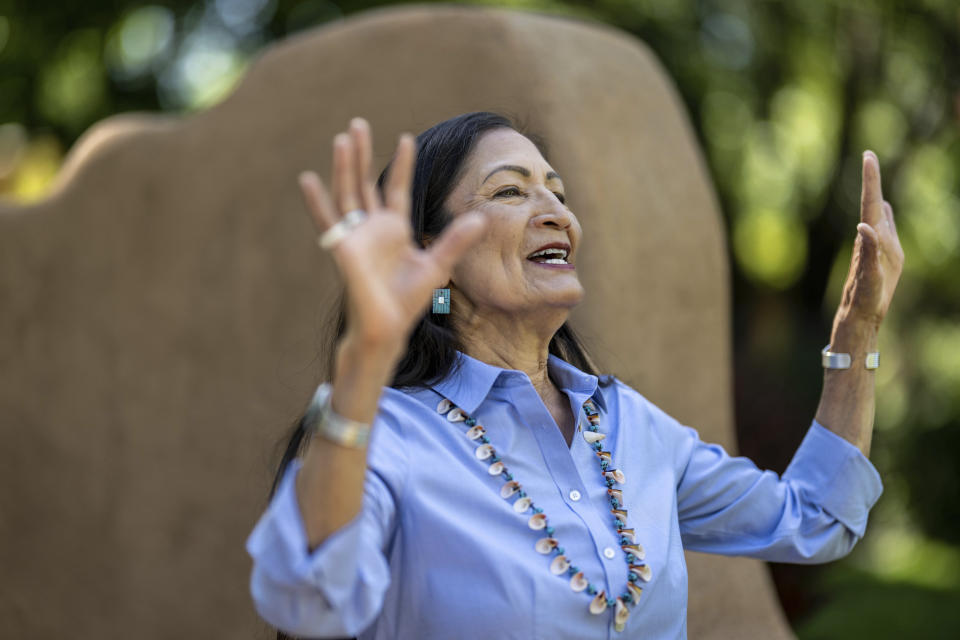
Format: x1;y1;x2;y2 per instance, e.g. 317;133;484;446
426;212;488;273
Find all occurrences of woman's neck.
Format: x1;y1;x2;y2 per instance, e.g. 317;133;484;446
464;339;554;396
452;297;570;402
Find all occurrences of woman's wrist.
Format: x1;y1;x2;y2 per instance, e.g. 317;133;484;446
829;314;879;356
328;334;404;425
338;329;406;366
816;319;879;455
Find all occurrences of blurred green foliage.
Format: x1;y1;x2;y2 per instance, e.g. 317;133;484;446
1;0;958;637
796;566;960;640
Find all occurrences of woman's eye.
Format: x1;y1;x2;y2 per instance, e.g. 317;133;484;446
495;187;522;198
554;193;566;204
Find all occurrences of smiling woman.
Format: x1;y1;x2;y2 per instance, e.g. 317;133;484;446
245;112;897;639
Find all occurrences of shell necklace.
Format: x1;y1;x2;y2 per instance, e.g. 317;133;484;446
436;395;652;633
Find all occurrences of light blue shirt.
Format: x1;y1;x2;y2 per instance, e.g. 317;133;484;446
245;350;883;639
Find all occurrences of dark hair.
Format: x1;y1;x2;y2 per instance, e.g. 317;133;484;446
267;111;604;640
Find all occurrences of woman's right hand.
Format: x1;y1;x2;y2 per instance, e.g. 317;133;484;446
298;117;488;356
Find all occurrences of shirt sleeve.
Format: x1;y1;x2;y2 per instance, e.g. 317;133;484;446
673;418;883;563
245;396;408;638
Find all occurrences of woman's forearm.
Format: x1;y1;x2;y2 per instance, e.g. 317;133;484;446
295;335;403;552
813;317;879;457
812;152;903;458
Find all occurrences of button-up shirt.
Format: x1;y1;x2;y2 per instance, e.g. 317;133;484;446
245;350;883;639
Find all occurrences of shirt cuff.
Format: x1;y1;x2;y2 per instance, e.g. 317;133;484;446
782;420;884;538
245;457;369;607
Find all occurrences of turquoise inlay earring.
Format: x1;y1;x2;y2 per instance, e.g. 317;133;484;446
432;288;451;314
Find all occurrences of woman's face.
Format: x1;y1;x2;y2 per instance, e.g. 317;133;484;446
441;128;584;319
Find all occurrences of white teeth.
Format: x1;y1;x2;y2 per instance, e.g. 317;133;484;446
542;259;567;264
528;248;568;260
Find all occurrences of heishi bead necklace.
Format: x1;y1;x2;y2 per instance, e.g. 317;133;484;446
436;395;651;633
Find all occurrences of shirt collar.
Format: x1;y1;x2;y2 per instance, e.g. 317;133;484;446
429;350;608;416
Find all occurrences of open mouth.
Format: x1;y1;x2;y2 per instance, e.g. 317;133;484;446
526;248;569;264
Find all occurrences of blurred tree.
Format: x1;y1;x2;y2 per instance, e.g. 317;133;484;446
1;0;958;636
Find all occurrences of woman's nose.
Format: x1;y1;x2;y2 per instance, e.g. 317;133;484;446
532;206;573;229
529;187;576;229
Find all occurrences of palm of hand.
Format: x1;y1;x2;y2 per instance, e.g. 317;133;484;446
334;210;451;342
298;118;487;349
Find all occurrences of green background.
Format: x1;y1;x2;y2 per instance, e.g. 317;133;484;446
2;1;958;636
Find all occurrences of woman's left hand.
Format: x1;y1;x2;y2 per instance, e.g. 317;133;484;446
834;150;905;332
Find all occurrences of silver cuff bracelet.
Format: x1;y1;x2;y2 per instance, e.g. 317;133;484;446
306;382;371;448
821;344;880;370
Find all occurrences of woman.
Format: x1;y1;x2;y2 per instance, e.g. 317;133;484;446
245;112;903;639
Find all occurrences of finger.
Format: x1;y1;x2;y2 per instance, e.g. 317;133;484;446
426;212;488;274
883;200;898;235
384;134;416;215
882;200;905;263
349;117;382;213
298;170;338;232
332;132;362;216
857;222;880;272
860;150;884;227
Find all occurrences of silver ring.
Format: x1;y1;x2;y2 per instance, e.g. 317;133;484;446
317;209;368;250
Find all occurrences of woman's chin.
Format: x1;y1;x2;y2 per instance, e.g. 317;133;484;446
540;284;586;308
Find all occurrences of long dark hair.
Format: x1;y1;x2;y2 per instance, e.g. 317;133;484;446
267;112;604;640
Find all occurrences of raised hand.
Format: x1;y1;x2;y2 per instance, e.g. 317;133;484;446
834;150;905;331
298;118;487;353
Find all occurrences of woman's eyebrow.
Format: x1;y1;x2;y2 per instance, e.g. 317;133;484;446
482;165;562;184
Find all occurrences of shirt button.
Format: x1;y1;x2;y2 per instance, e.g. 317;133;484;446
603;547;616;559
569;490;581;501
